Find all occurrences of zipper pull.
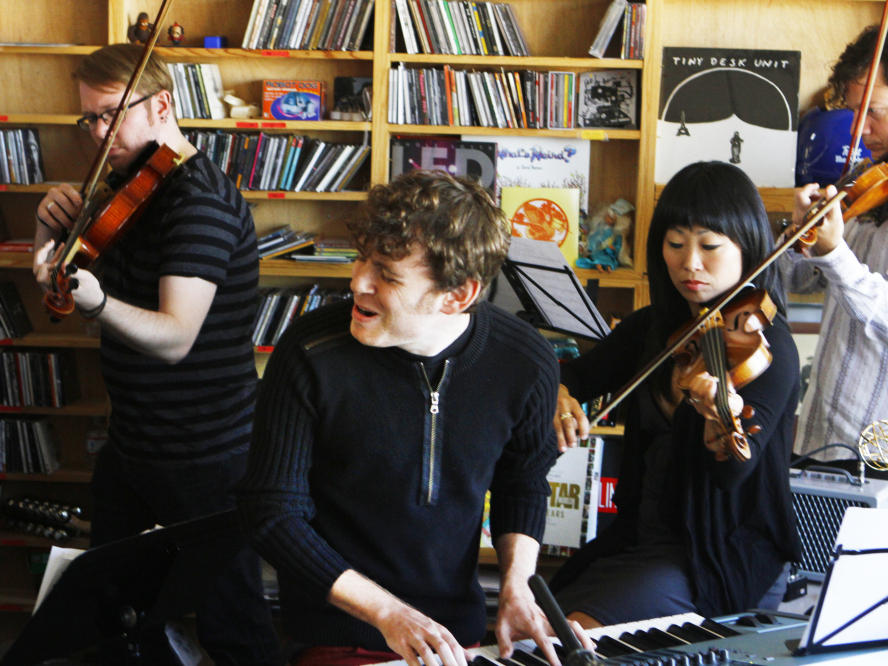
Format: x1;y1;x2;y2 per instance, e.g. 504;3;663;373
429;391;439;414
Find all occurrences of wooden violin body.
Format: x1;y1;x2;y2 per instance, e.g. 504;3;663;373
791;161;888;252
669;289;777;462
73;142;180;267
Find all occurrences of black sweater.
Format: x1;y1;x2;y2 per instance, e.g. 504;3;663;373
549;306;802;617
237;300;559;648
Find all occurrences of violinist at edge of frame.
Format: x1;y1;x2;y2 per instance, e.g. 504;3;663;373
549;161;802;628
779;24;888;464
31;44;281;665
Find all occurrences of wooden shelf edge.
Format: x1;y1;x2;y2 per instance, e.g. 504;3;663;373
0;333;100;349
0;45;374;60
259;260;353;278
0;531;88;549
0;469;92;483
241;190;367;201
0;400;109;417
389;124;640;140
181;118;371;131
0;588;36;613
655;184;796;212
390;54;644;70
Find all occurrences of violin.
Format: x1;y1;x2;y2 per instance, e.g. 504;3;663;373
43;0;175;319
43;143;181;316
788;160;888;253
670;289;776;462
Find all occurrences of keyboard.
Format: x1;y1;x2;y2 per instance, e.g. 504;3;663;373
375;610;887;665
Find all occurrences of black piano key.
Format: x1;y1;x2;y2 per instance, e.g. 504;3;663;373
471;656;503;666
665;622;718;643
700;617;740;638
645;627;687;647
592;634;637;658
509;648;549;666
616;630;662;652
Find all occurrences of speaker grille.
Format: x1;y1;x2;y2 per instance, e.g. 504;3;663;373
791;492;870;580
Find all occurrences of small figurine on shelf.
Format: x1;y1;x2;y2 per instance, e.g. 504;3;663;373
577;198;635;271
127;12;153;44
167;22;184;46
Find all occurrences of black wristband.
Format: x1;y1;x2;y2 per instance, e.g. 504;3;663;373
78;291;107;320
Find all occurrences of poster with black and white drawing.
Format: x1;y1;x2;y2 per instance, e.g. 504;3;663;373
655;47;801;187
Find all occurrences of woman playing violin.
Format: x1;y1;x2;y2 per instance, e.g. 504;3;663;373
31;44;280;664
549;161;802;627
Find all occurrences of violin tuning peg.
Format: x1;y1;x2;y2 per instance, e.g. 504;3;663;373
748;425;762;435
740;405;756;419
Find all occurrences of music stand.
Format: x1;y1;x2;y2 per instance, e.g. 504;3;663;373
501;237;610;341
1;510;246;665
794;507;888;656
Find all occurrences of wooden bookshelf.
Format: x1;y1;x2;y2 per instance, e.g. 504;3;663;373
0;0;657;621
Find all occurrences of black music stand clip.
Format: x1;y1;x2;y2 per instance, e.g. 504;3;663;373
501;237;610;341
2;510;246;666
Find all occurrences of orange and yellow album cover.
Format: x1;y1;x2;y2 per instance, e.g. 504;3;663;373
501;186;580;267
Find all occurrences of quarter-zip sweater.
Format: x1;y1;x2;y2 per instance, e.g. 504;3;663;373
238;300;559;649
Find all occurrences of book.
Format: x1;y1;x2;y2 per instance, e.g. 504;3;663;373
262;79;325;120
394;0;420;53
577;69;638;129
541;438;603;551
0;282;32;339
588;0;627;58
655;46;801;187
390;137;496;192
501;186;581;267
469;135;591;214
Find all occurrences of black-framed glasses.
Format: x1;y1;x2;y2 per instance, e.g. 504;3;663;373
76;94;153;131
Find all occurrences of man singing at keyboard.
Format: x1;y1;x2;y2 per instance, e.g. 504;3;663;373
238;170;592;666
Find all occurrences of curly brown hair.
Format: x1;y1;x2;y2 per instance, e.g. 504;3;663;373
347;170;510;292
826;25;887;108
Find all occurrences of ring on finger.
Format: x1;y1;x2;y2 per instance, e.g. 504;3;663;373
47;201;55;211
559;412;573;421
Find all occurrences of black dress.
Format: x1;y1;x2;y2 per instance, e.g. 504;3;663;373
550;306;802;621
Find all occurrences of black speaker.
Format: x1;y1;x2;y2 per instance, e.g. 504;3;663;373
790;468;888;581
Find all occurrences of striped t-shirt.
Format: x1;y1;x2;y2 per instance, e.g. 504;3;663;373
98;150;259;460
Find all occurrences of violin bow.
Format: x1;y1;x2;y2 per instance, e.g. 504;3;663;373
842;0;888;178
56;0;174;271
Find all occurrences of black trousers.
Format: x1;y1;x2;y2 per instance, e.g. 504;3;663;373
91;443;282;666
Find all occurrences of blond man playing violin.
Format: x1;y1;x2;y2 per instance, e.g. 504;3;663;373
549;161;801;630
31;44;280;664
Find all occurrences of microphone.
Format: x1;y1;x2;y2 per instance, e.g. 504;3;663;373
527;574;602;666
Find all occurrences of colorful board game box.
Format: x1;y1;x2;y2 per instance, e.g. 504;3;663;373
262;79;326;121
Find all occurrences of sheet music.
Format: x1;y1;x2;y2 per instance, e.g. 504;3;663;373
505;237;610;340
799;507;888;650
34;546;83;613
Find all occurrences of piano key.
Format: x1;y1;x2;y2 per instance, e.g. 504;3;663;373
591;634;638;658
616;629;671;652
665;622;719;643
508;648;549;666
644;627;688;647
699;617;740;638
471;656;503;666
